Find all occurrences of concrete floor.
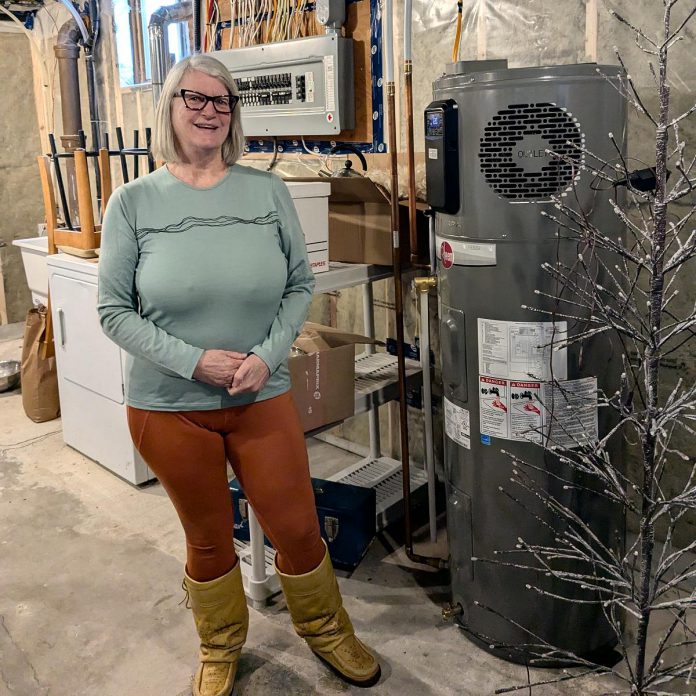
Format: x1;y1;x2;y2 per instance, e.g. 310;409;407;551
0;323;627;696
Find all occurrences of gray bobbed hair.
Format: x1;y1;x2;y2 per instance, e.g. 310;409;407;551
152;54;245;165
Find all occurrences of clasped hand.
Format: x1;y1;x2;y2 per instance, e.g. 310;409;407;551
193;349;270;395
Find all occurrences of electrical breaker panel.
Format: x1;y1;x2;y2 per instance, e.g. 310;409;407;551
211;35;354;137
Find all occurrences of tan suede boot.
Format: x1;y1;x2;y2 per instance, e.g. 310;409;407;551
183;561;249;696
275;544;381;688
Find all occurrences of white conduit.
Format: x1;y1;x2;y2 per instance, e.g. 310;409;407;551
383;0;394;83
247;508;268;607
403;0;412;61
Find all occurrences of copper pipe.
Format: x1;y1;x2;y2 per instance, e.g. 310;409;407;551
387;83;446;571
404;60;425;267
127;0;146;84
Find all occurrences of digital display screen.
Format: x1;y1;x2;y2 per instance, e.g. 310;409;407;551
426;110;444;137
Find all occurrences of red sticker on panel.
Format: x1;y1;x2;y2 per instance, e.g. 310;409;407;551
441;240;454;269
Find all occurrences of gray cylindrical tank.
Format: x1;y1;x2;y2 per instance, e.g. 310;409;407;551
432;63;627;663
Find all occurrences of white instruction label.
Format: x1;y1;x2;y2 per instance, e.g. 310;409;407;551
428;148;438;160
306;71;315;104
479;376;509;439
324;56;335;112
444;398;470;449
541;377;598;449
478;319;568;381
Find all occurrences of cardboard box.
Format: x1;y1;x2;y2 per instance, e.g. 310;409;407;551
287;177;428;266
288;322;376;432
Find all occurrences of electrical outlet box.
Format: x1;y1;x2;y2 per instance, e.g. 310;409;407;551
211;34;354;137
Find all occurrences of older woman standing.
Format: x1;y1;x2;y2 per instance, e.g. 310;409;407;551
97;55;380;696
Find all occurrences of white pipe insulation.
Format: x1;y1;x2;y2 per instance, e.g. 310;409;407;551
383;0;394;83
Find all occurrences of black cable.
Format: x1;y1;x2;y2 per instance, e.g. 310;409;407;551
133;130;140;178
266;136;279;171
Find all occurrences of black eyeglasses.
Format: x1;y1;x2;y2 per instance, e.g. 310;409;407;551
174;89;239;114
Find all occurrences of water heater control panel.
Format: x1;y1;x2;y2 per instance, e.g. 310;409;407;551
424;100;460;214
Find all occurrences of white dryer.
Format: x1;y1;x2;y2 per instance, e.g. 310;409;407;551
46;254;154;485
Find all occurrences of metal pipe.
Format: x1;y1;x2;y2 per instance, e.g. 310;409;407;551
84;11;103;208
85;0;101;149
133;130;140;178
149;3;193;108
115;127;129;183
85;54;102;150
148;14;169;108
54;19;85;226
428;209;437;270
405;65;424;266
130;0;147;83
404;2;424;267
415;276;438;544
54;19;83;152
385;3;446;571
48;133;73;230
145;127;155;172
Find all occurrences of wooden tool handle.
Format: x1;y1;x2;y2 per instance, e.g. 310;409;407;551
36;155;58;255
74;149;94;229
74;149;98;249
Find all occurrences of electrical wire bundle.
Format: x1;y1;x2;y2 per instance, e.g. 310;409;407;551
225;0;311;49
204;0;220;50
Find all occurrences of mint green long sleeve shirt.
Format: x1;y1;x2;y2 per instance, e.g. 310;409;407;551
97;164;316;411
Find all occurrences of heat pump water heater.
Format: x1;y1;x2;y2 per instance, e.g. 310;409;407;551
426;62;627;662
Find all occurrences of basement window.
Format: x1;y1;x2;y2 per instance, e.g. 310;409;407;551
113;0;191;87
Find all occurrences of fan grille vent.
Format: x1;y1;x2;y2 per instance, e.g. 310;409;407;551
479;102;584;201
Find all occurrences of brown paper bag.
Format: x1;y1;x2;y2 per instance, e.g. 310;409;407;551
21;307;60;423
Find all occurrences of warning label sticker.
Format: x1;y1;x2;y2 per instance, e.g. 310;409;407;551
444;398;470;450
478;376;598;448
478;319;568;381
510;381;543;444
479;376;509;439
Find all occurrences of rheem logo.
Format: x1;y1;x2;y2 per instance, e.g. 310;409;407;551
441;240;454;269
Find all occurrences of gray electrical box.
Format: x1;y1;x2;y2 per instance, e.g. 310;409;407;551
210;35;354;137
316;0;346;28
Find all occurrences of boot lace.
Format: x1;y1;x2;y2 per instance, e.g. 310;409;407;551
180;578;192;609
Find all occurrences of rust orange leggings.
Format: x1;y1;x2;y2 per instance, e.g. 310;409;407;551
127;392;325;582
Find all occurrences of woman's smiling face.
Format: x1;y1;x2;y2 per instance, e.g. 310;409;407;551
171;69;232;159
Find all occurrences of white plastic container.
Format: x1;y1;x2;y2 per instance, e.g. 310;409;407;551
12;236;49;306
286;180;330;274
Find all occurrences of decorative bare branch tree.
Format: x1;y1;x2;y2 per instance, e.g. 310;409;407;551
475;3;696;694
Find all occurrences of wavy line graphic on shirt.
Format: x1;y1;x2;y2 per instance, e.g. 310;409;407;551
135;212;279;240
